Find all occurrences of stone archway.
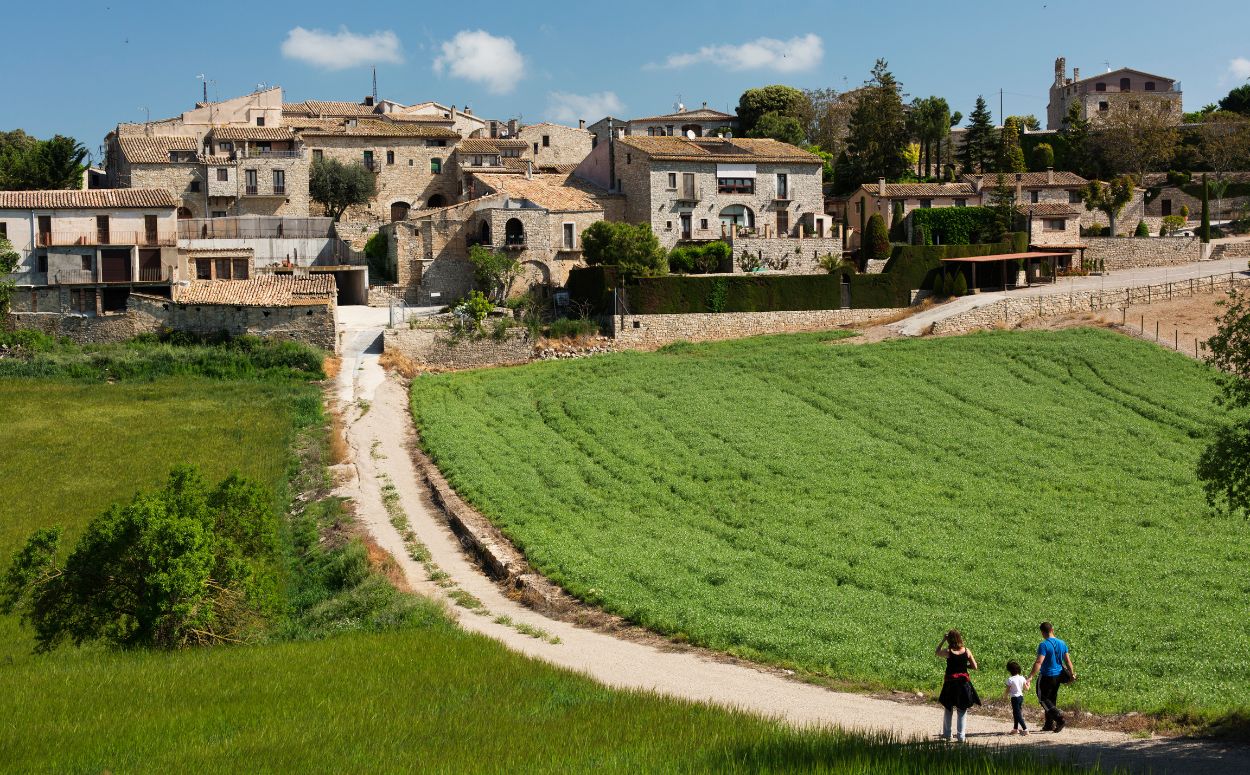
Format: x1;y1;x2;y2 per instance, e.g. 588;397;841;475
390;201;411;222
505;217;526;247
176;206;193;219
516;259;551;297
719;204;754;230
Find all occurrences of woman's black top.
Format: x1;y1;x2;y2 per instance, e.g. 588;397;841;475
938;649;982;710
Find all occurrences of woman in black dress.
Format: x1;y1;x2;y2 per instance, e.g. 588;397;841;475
935;629;981;742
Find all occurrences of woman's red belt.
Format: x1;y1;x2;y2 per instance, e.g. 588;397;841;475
947;673;969;679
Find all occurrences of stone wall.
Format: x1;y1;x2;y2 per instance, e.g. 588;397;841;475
930;273;1250;335
1083;236;1201;269
129;294;337;352
309;135;459;221
6;309;161;343
384;327;532;369
729;237;840;274
1214;240;1250;259
609;307;900;347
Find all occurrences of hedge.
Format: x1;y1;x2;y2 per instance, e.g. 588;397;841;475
566;266;619;314
909;207;1000;245
626;274;845;314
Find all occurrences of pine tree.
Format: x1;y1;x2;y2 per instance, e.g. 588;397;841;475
960;97;996;174
845;60;909;184
1059;102;1093;177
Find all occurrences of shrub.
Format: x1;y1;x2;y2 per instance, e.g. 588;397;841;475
909;207;1000;245
669;241;730;274
468;244;521;304
582;220;667;278
363;232;394;283
1134;220;1150;238
546;318;599;339
627;274;844;314
566;266;618;315
932;273;946;297
865;214;890;262
1030;143;1055;172
1160;215;1186;236
738;250;763;272
952;272;968;296
452;291;493;334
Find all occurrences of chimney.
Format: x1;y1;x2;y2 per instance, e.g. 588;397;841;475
507;118;519;136
974;174;984;193
463;105;472;116
1047;166;1054;184
450;104;456;118
578;118;586;130
1073;67;1080;82
1055;56;1066;87
363;95;374;107
877;177;886;196
702;101;708;109
1015;173;1023;200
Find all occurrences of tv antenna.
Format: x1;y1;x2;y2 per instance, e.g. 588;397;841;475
197;73;207;103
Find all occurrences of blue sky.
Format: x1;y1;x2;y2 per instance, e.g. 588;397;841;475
3;0;1248;163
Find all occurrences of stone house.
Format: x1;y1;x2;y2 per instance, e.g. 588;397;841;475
515;122;593;169
626;104;737;138
1;188;180;314
1142;172;1250;225
1046;57;1182;129
581;135;833;253
837;181;978;250
1022;202;1082;247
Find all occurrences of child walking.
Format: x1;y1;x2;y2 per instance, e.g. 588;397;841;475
1005;660;1029;735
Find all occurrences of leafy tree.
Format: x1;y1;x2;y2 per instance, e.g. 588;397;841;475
1095;106;1179;181
800;87;859;161
1218;84;1250;116
468;244;521;304
746;111;806;146
0;133;88;190
844;60;909;185
1007;114;1042;132
864;213;890;262
736;85;807;137
309;158;376;221
0;237;19;315
1197;285;1250;514
1201;113;1250;178
960;96;996;174
997;117;1026;173
1;467;279;652
909;97;955;179
1081;176;1135;237
1031;143;1055;171
804;145;835;185
1059;102;1095;178
1210;178;1231;226
581;220;667;278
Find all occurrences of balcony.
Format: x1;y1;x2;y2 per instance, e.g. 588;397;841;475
242;148;302;159
676;186;702;203
38;231;177;247
47;265;171;285
503;236;526;250
273;185;286;196
245;185;259;196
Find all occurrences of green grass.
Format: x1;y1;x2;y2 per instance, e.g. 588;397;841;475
408;328;1249;722
0;341;1101;773
0;622;1103;774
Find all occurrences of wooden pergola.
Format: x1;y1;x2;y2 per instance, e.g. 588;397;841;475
940;251;1078;291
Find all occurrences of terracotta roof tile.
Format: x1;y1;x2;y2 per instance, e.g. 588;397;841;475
630;107;735;123
298;119;459;139
961;171;1087;187
298;100;381;117
118;135;199;164
211;126;298;141
470;172;608;212
856;182;977;197
174;274;336;307
617;136;818;164
0;188;178;209
1023;202;1082;216
457;138;506;154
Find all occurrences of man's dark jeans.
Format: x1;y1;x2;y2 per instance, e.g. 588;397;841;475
1037;674;1065;727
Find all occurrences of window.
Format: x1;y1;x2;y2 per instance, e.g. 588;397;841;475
212;210;227;218
1030;190;1040;203
1145;81;1156;91
920;199;933;208
219;142;233;154
718;205;754;229
1069;190;1083;204
471;155;483;167
1098;101;1109;112
626;153;631;164
363;150;374;169
954;198;967;207
666;220;673;230
1161;199;1172;216
717;177;754;194
539;135;549;148
409;159;414;166
195;258;212;280
533;143;539;155
272;169;285;195
215;258;232;279
36;255;48;273
386;150;395;165
854;200;862;214
667;172;677;189
81;255;92;271
562;222;575;249
256;116;265;126
255;142;271;154
426;139;447;147
232;259;249;279
216;167;228;181
1119;77;1130;91
776;173;789;199
431;157;442;174
0;221;6;238
666;125;674;135
245;169;258;195
1095;82;1107;92
312;149;323;162
1043;218;1066;232
700;218;708;230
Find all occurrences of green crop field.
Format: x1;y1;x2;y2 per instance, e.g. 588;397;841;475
409;328;1249;722
0;341;1097;773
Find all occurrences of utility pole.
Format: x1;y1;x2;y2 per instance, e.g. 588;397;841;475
372;65;378;101
999;88;1004;127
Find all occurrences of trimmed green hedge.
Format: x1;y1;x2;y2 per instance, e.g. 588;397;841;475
627;274;845;314
566;266;619;314
909;207;1001;245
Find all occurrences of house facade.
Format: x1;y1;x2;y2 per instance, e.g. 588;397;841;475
1;189;180;314
1046;57;1182;129
626;104;737;138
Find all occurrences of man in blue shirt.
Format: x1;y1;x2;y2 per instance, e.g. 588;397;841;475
1025;621;1077;732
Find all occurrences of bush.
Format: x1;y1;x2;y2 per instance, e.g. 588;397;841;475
1134;220;1150;238
951;272;968;296
932;273;946;297
452;291;493;334
582;220;667;278
1030;143;1055;172
546;318;600;339
363;232;394;284
668;241;730;274
865;214;890;262
566;266;618;315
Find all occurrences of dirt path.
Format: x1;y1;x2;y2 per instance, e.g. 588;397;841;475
332;319;1249;775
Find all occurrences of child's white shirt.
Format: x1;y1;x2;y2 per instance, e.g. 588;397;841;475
1006;675;1026;697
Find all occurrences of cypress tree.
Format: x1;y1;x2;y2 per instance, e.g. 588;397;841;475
1200;174;1211;244
865;213;891;262
1134;220;1150;238
952;272;968;296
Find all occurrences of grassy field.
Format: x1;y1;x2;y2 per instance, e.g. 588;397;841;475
0;336;1101;773
409;328;1249;722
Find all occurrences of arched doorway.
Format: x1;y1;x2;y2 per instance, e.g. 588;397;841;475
177;206;193;219
719;205;754;232
517;260;550;296
390;201;410;221
476;220;491;247
504;217;525;247
426;194;448;208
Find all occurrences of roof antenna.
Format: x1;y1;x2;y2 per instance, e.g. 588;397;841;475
372;65;378;101
1103;60;1111;72
197;74;207;103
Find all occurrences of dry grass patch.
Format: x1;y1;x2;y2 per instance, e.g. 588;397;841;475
327;407;350;465
379;348;421;379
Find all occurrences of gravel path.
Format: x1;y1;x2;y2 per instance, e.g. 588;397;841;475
332;315;1250;775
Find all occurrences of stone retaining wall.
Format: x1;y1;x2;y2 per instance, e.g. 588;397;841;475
6;310;161;343
930;273;1250;335
384;327;532;369
1083;236;1200;270
1214;241;1250;259
730;237;840;274
609;307;899;347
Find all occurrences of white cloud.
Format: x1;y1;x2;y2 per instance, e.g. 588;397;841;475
433;30;525;94
280;26;403;70
547;91;624;123
1229;57;1250;80
651;34;823;73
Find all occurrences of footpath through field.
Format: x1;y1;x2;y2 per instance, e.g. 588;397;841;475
891;255;1249;337
334;307;1250;775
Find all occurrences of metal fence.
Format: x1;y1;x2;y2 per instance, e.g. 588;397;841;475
177;216;335;240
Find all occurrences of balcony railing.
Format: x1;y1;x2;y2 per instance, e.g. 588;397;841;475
38;231;177;247
677;186;702;202
245;185;259;196
243;149;302;159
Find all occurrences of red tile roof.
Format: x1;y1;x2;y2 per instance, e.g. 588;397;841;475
0;188;178;209
617;136;819;164
211;126;298;141
174;274;336;307
118;135;199;164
